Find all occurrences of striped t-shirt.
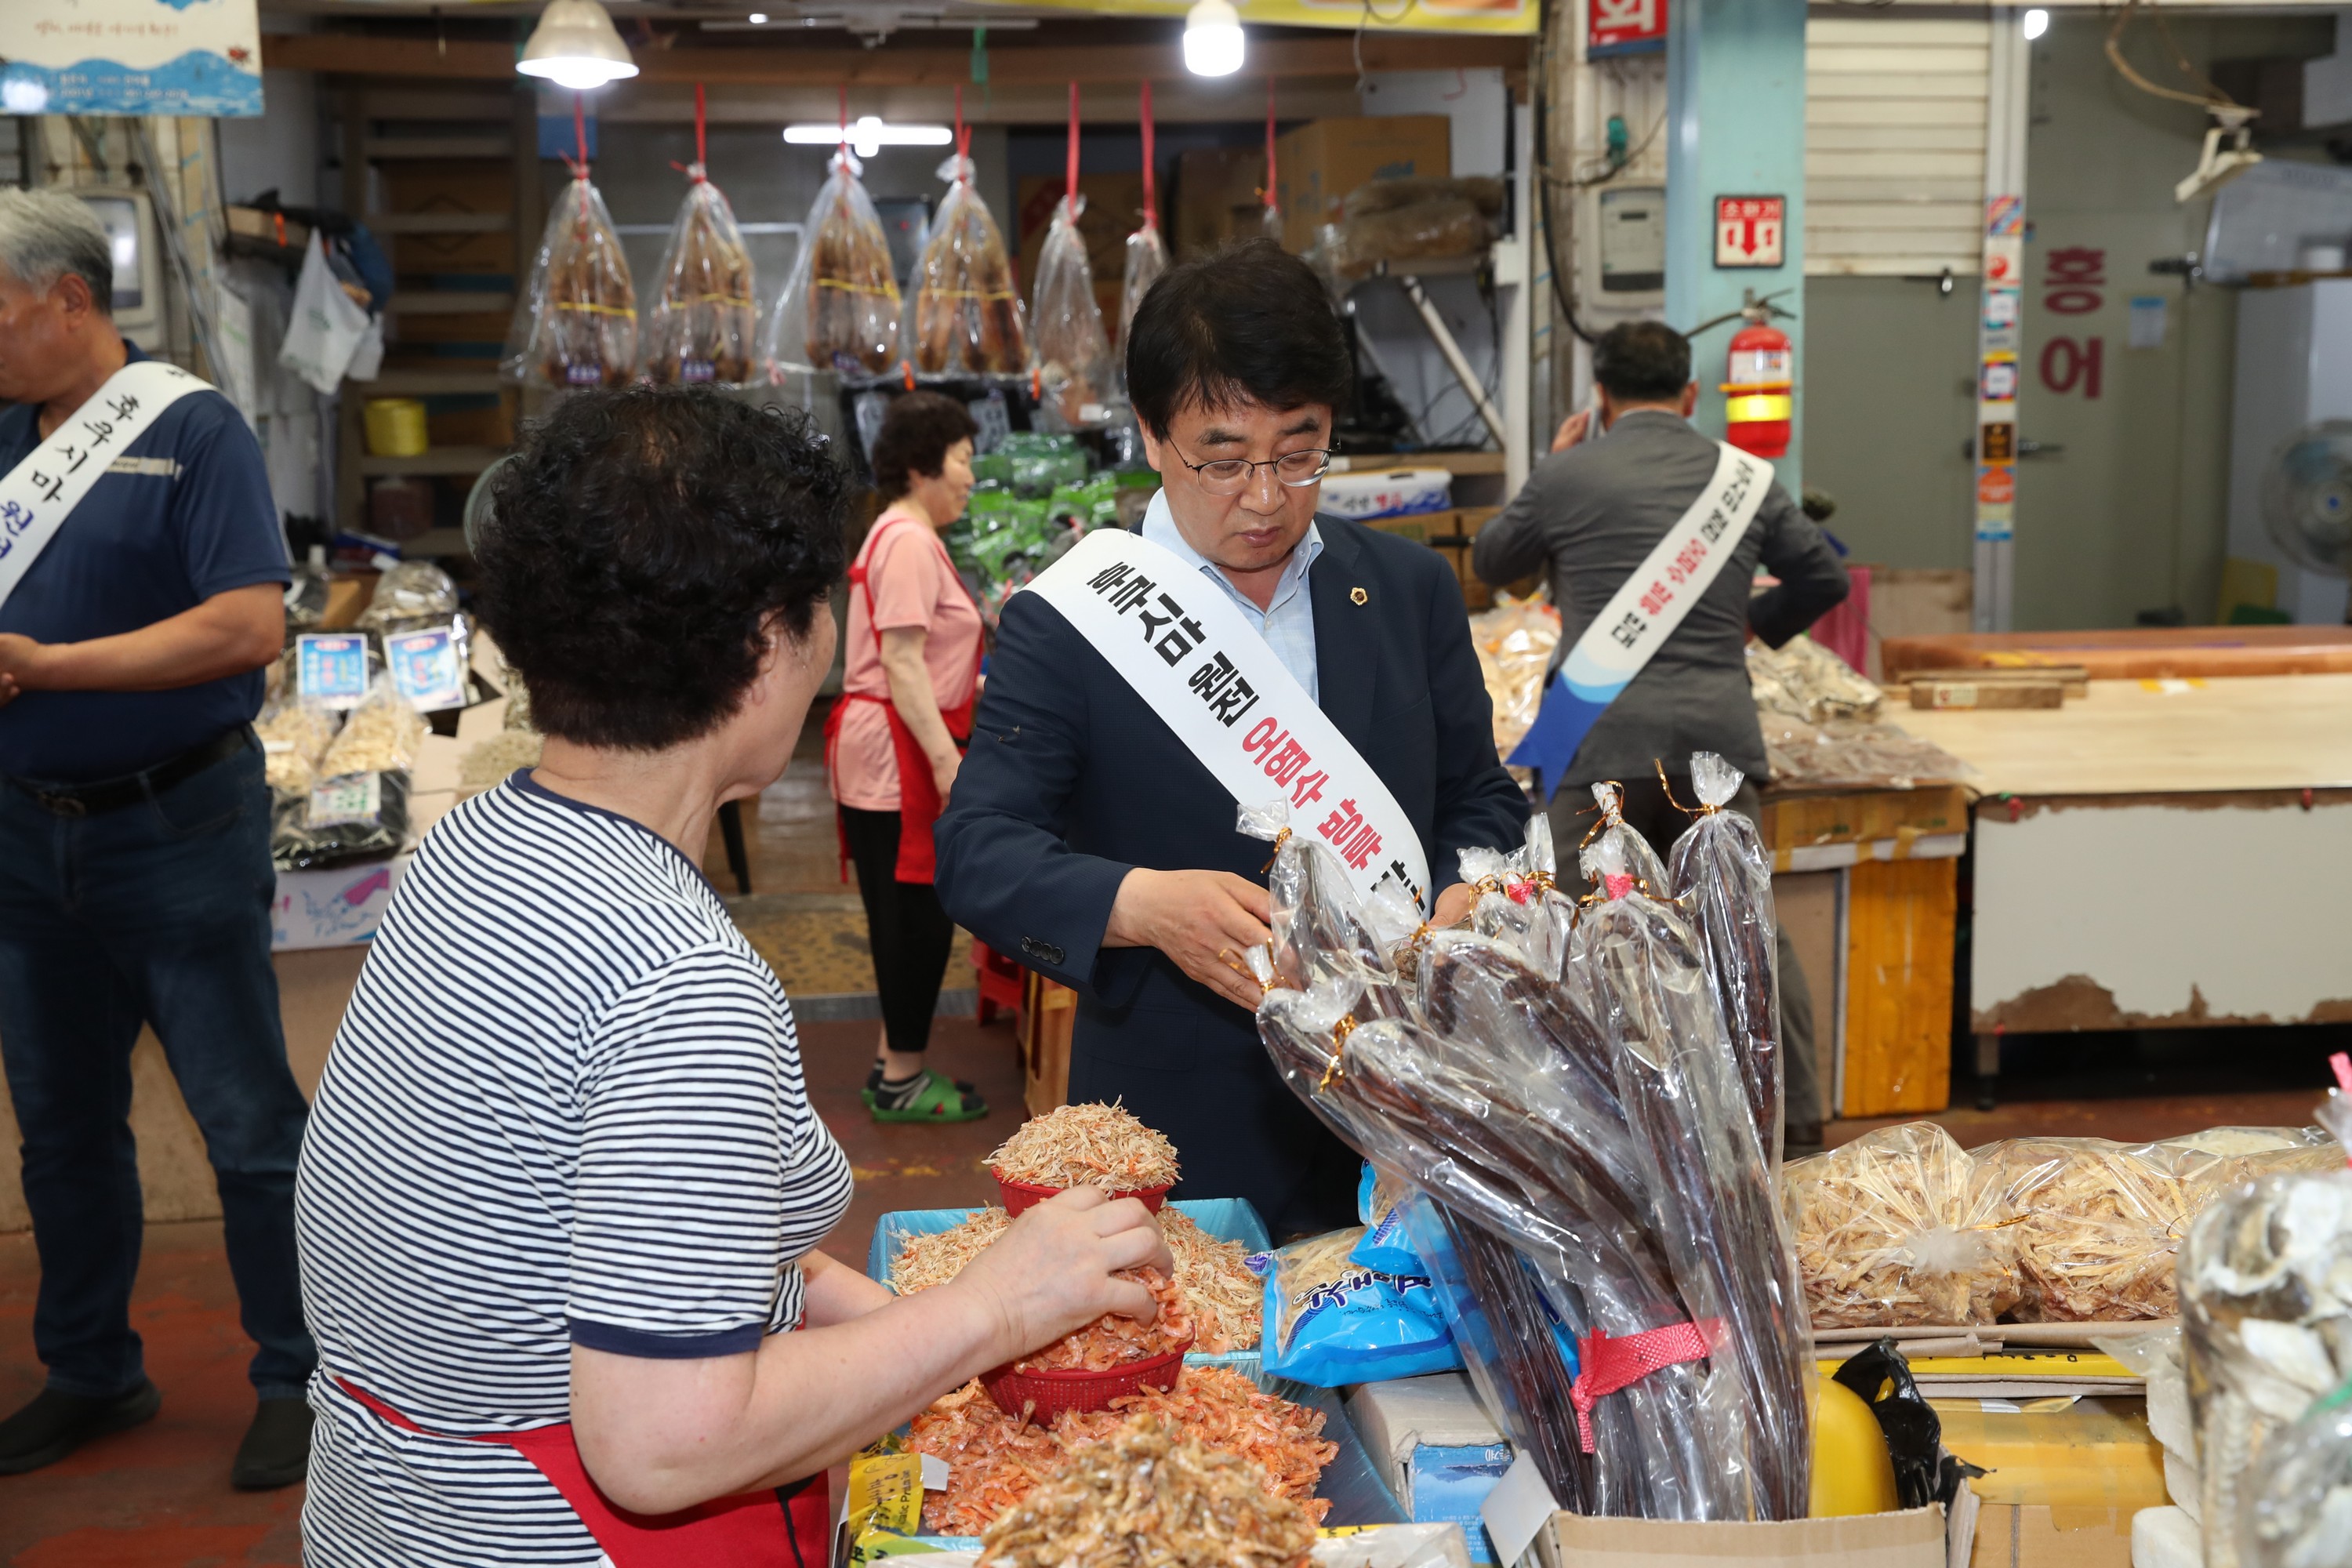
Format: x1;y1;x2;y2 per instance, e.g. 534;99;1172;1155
295;771;852;1565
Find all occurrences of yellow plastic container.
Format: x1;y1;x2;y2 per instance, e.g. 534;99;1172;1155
363;397;429;457
1810;1373;1901;1517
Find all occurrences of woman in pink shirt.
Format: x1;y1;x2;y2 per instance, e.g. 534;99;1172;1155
825;393;988;1123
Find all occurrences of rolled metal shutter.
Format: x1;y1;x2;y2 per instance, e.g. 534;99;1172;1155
1806;14;1992;277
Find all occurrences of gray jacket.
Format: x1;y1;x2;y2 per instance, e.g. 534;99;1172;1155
1472;408;1849;794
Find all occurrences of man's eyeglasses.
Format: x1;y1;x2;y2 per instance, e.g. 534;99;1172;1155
1173;446;1334;495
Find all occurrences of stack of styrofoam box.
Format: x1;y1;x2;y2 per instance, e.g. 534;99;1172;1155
2125;1329;2203;1568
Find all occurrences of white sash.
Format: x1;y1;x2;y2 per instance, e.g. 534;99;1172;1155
1025;524;1435;912
0;360;214;612
1560;441;1773;703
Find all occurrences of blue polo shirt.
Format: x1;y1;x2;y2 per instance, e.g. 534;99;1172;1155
0;344;290;783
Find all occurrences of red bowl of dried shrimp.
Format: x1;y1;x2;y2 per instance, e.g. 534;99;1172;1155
980;1342;1192;1419
993;1173;1171;1217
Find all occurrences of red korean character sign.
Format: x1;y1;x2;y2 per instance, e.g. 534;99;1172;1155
1591;0;1668;54
1715;196;1784;269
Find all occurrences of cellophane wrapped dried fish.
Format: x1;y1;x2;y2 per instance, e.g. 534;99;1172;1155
644;166;757;386
1667;752;1782;1166
911;152;1028;375
1029;194;1113;430
767;150;902;376
1783;1123;2020;1328
1254;822;1813;1521
2180;1166;2352;1568
1746;633;1882;724
1116;216;1168;376
1577;781;1668;897
1460;815;1576;982
505;168;636;389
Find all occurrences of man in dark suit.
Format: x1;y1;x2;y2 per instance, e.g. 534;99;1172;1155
1472;320;1849;1149
935;241;1527;1236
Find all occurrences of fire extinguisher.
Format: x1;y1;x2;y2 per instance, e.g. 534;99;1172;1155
1722;314;1793;459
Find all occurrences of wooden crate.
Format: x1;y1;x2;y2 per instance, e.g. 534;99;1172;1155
1019;970;1075;1118
1840;855;1958;1116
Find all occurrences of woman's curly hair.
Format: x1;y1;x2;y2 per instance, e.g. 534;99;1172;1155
477;389;848;751
870;390;978;502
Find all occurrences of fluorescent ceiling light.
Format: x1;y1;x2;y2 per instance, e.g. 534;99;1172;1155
750;11;768;21
517;0;640;93
2022;8;2049;42
1184;0;1245;78
786;116;954;158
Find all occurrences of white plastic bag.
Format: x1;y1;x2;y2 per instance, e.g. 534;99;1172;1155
644;162;757;386
909;151;1026;375
279;233;369;394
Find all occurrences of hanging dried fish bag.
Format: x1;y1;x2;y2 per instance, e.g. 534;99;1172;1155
766;149;902;377
1116;217;1167;376
1666;752;1784;1167
1029;194;1114;429
910;151;1029;376
644;163;757;385
505;165;636;389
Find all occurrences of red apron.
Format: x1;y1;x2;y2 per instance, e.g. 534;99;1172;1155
336;1377;833;1568
822;517;982;885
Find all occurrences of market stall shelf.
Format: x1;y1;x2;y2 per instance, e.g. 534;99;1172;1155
1880;626;2352;684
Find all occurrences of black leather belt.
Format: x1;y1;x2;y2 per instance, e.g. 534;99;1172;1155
5;727;252;818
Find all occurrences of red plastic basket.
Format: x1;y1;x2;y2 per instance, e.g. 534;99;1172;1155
980;1343;1191;1419
993;1172;1172;1217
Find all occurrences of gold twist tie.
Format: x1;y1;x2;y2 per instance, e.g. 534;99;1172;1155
1259;826;1292;873
1317;1014;1358;1091
1473;874;1503;895
1656;759;1713;816
1528;870;1558;893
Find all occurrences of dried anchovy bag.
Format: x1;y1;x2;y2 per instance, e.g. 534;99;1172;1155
505;166;636;389
767;150;902;376
1666;752;1782;1166
256;698;339;799
910;151;1028;375
1783;1122;2020;1328
644;163;757;386
1255;1226;1457;1387
1029;194;1113;430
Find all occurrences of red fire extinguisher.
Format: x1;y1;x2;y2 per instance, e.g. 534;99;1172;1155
1722;317;1793;459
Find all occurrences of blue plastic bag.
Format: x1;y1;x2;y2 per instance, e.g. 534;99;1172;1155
1254;1226;1461;1387
1351;1162;1426;1278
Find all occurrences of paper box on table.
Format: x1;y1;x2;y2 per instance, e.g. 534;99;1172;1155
1271;116;1451;254
272;853;410;951
1964;1505;2132;1568
1537;1507;1950;1567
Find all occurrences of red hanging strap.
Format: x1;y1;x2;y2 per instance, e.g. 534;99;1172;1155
839;83;849;146
695;82;706;171
955;83;970;166
1065;82;1081;223
1569;1319;1722;1454
569;93;588;178
1140;80;1156;230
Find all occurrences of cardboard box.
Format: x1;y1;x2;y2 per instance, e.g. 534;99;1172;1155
1174;145;1266;260
1538;1506;1950;1567
1965;1505;2133;1568
1273;116;1452;254
273;854;410;951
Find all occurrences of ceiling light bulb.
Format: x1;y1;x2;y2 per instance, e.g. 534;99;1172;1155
1183;0;1245;78
750;11;768;21
2022;8;2049;42
517;0;640;92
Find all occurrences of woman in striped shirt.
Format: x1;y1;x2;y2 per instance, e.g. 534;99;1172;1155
293;390;1168;1567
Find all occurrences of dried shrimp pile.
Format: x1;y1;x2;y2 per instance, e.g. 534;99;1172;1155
989;1102;1180;1192
912;1366;1336;1537
892;1207;1261;1353
975;1414;1317;1568
1015;1268;1190;1372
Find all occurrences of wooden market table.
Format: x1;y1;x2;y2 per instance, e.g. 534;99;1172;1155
1900;670;2352;1105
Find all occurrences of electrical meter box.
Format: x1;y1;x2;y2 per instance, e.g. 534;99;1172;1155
1598;185;1664;294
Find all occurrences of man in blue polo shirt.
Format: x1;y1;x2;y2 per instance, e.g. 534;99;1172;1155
0;188;314;1487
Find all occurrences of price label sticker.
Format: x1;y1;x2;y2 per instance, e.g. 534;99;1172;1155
307;771;382;828
296;633;369;710
385;626;468;713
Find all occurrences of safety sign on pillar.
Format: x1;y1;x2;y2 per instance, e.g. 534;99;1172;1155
1976;197;2023;622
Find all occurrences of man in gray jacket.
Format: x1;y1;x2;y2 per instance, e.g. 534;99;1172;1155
1473;319;1847;1147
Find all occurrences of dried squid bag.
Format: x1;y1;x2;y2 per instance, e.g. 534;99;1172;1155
767;150;902;377
505;165;636;389
909;151;1028;375
1667;751;1784;1167
1029;194;1113;429
644;162;757;385
1252;1226;1457;1387
1782;1121;2020;1328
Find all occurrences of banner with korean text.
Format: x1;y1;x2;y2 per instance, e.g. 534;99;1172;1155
1025;525;1433;913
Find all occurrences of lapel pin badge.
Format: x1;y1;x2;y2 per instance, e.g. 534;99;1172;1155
1350;586;1369;605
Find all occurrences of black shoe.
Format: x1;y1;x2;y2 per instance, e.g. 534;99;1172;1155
0;1379;162;1475
231;1396;314;1490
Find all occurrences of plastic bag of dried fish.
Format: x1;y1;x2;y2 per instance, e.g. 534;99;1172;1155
1029;194;1113;430
1468;593;1557;759
318;681;427;779
1115;214;1167;381
272;768;408;871
1668;752;1783;1167
643;163;757;386
1576;780;1668;897
2180;1168;2352;1568
358;560;462;637
504;166;636;389
1782;1122;2020;1328
1254;1226;1456;1386
910;151;1028;376
767;149;902;377
256;698;340;799
1746;633;1882;724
